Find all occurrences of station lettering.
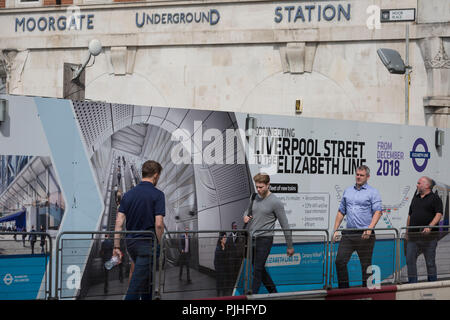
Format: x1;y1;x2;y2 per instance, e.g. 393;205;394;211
15;14;95;32
274;3;351;23
136;9;220;27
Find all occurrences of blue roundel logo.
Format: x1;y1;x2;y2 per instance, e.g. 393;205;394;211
410;138;430;172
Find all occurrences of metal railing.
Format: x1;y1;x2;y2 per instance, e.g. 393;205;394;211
3;226;450;299
329;228;399;289
0;232;52;300
158;230;249;300
399;226;450;284
248;228;329;294
54;231;156;300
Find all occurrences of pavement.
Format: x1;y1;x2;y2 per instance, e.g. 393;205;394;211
0;233;47;255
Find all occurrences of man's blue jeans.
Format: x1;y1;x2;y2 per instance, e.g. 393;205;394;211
406;238;438;283
125;241;154;300
252;236;276;294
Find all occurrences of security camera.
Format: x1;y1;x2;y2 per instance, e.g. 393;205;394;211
72;39;103;81
88;39;102;57
377;48;406;74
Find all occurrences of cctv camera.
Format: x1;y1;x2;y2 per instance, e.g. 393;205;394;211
72;39;103;80
88;39;102;57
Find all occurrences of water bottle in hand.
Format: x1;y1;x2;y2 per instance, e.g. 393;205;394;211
104;255;119;270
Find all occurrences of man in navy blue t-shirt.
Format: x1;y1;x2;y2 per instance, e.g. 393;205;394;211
113;160;165;300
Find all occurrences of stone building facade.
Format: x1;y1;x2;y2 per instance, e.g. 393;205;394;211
0;0;449;127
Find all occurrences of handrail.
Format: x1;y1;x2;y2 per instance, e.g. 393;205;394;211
54;230;156;300
0;232;53;299
400;225;449;231
159;229;250;298
330;228;399;287
3;225;450;299
248;228;330;293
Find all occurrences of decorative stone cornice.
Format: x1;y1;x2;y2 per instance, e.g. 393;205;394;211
424;38;450;69
0;50;17;73
0;49;29;94
0;49;18;93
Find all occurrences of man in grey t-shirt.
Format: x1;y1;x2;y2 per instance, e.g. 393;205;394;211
243;173;294;294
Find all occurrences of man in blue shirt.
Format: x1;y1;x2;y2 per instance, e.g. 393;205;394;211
332;165;382;289
113;160;165;300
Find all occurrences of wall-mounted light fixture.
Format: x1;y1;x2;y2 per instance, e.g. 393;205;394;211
0;98;7;124
295;99;303;114
435;128;445;147
376;25;412;125
245;114;257;140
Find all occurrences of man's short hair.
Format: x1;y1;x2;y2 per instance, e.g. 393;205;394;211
356;165;370;176
142;160;162;178
430;179;436;189
253;173;270;184
422;176;434;189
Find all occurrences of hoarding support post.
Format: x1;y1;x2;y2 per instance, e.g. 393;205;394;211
405;24;410;125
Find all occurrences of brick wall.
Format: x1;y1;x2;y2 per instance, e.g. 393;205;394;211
43;0;73;5
0;0;72;8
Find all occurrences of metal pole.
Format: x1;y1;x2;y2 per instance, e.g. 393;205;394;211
405;24;410;125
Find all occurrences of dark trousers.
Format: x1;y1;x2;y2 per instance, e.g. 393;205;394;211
216;271;227;296
125;242;153;300
252;236;276;294
103;262;124;293
335;232;376;288
406;237;438;283
104;268;110;293
179;252;191;281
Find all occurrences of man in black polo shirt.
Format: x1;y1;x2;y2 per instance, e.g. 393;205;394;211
113;160;165;300
406;176;443;283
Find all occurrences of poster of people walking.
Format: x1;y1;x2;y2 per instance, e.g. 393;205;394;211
0;94;448;299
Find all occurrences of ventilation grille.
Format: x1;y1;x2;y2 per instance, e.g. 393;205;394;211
112;104;133;132
210;164;249;202
73;101;113;153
